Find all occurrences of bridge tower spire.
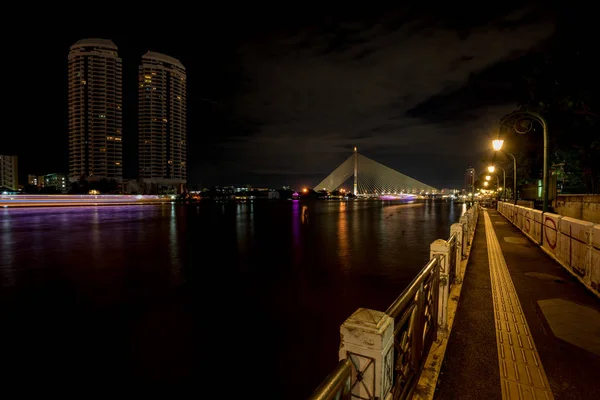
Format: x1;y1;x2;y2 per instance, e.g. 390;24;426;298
353;146;358;195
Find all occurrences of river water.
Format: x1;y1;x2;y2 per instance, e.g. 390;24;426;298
0;200;464;398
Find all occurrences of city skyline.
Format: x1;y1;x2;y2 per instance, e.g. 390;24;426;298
5;4;595;190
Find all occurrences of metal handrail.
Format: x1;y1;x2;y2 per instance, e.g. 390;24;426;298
386;257;439;319
308;203;479;400
308;358;353;400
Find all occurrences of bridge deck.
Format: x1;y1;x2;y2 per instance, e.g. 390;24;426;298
435;209;600;399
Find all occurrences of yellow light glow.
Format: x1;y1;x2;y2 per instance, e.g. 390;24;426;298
487;165;495;173
484;182;489;187
485;175;491;181
302;188;308;193
492;139;504;151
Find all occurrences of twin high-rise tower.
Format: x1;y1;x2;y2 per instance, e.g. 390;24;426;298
138;52;187;188
67;39;187;192
68;39;123;181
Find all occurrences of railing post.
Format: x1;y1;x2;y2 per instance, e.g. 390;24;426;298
450;223;463;280
339;308;394;400
460;215;470;245
430;240;450;334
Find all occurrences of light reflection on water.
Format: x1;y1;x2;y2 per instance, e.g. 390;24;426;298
0;200;463;398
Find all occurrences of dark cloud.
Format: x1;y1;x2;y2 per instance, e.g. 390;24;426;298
217;5;554;189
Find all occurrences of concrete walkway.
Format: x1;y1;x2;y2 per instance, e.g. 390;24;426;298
435;209;600;400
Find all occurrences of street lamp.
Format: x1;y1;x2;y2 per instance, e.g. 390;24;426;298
491;140;518;205
485;175;491;181
492;139;504;152
495;111;549;212
488;164;506;202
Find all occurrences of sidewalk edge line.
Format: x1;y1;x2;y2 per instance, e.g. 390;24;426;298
412;213;479;400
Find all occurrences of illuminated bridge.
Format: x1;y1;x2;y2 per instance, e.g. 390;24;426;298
314;147;437;197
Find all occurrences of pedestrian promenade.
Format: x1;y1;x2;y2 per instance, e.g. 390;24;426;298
435;209;600;400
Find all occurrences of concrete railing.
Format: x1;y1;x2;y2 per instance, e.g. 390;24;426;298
308;203;480;400
498;201;600;297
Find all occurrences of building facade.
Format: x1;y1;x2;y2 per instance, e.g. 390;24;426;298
44;173;68;193
68;39;123;182
0;155;18;191
138;51;187;193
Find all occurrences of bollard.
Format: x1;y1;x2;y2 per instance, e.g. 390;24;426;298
431;239;450;333
450;223;463;280
339;308;394;400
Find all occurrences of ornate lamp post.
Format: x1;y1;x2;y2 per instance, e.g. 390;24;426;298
492;140;518;205
488;165;506;202
494;111;549;212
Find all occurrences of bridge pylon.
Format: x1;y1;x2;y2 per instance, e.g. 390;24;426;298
314;149;437;196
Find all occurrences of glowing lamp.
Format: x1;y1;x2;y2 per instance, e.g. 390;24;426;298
492;139;504;151
487;165;495;173
485;175;491;181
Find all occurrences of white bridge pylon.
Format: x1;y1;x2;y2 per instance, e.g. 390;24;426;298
314;148;437;196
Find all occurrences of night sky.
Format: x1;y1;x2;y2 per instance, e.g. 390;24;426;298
6;3;575;189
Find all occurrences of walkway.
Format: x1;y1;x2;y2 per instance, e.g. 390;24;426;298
435;209;600;400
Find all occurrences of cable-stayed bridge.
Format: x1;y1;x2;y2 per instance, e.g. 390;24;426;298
314;148;437;197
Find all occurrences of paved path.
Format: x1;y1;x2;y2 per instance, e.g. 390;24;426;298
435;209;600;400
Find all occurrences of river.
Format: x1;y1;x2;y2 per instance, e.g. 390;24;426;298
0;200;464;398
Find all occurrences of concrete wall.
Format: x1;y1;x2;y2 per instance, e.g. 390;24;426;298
553;194;600;224
499;201;600;297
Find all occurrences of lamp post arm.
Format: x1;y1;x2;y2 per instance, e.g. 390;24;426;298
498;111;549;211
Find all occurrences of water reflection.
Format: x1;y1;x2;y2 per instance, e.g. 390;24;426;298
0;201;464;399
1;210;15;287
169;204;181;283
292;200;301;265
338;201;350;269
301;205;309;224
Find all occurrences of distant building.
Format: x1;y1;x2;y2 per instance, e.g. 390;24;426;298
27;174;38;186
138;51;187;194
68;38;123;182
44;173;68;193
0;155;18;191
464;167;476;193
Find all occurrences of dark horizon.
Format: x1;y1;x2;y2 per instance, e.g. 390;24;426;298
4;3;593;190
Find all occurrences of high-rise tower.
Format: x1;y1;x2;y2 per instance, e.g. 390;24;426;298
138;51;187;193
68;39;123;182
464;167;476;193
